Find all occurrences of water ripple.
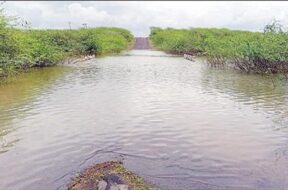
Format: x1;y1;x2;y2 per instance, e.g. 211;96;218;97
0;50;288;190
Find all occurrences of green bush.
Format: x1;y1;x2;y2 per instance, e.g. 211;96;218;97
0;6;133;78
150;27;288;73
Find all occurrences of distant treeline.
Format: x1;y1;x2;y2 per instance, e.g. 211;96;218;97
150;24;288;74
0;8;133;79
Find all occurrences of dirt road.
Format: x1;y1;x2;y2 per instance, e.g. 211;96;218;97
133;37;150;49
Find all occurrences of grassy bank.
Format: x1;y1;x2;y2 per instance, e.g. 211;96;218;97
0;9;133;79
150;25;288;74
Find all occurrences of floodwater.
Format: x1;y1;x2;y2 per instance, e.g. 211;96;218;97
0;50;288;190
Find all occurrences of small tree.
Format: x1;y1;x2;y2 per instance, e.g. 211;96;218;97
0;3;7;29
264;20;284;33
0;4;18;61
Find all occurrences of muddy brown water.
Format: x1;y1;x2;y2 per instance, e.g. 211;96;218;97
0;50;288;190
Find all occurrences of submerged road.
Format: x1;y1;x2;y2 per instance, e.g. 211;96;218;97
1;50;288;190
133;37;151;49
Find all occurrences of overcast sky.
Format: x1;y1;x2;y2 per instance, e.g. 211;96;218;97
3;1;288;36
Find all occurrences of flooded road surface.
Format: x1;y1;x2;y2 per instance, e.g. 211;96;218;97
0;50;288;190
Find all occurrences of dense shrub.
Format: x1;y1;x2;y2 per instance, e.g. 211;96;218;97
0;7;133;78
150;26;288;74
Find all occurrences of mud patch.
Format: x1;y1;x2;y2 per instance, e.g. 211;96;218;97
68;161;155;190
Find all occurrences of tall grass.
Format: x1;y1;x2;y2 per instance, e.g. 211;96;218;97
150;25;288;74
0;8;133;79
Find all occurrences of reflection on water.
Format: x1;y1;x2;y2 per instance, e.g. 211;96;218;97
200;68;288;130
0;50;287;190
0;67;70;153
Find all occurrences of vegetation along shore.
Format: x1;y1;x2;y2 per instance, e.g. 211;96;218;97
150;23;288;74
0;7;133;80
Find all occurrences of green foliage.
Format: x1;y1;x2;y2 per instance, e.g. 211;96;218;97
0;7;133;78
150;27;288;73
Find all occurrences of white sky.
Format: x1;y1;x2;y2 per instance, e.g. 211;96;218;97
3;1;288;36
